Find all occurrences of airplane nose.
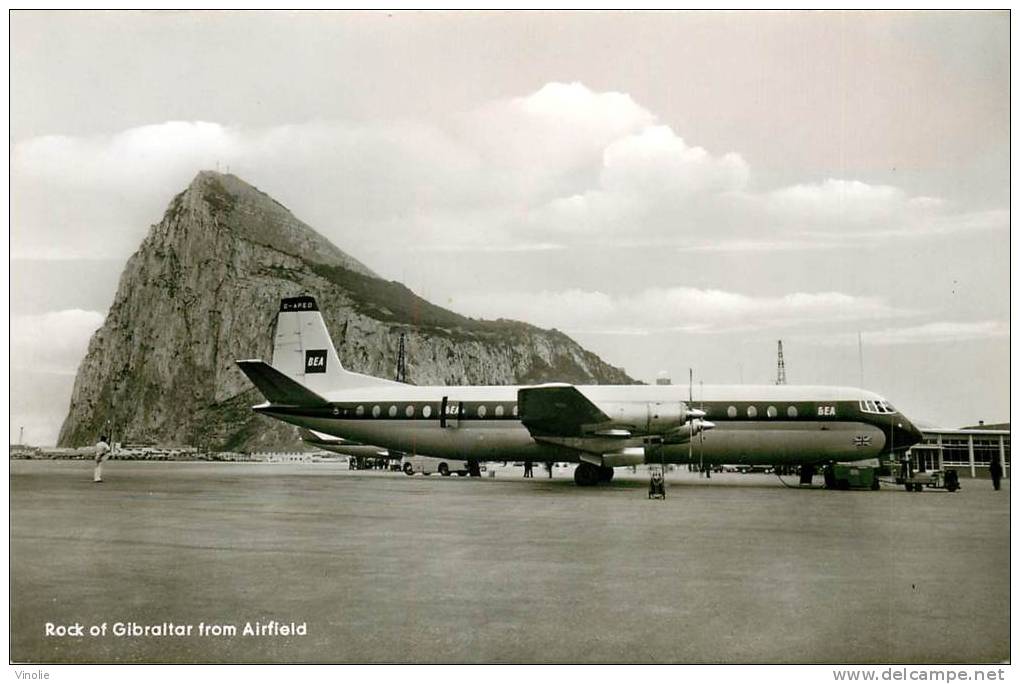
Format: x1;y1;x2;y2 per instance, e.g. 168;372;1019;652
896;418;924;449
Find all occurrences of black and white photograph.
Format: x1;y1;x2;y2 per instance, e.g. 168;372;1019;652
9;10;1011;670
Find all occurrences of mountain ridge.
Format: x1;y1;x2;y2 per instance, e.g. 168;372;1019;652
57;170;634;450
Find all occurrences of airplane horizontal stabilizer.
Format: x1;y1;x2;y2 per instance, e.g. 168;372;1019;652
298;427;324;442
298;427;364;447
518;384;610;437
236;360;330;406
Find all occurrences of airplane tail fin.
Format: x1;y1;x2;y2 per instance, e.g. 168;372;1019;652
270;295;399;394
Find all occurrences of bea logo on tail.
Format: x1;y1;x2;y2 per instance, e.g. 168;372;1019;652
305;350;327;374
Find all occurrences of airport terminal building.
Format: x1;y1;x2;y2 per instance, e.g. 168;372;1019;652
907;423;1010;478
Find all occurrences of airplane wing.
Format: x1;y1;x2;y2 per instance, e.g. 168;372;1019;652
517;383;715;466
517;384;611;437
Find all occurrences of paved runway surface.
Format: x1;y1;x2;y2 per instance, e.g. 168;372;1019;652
10;460;1010;663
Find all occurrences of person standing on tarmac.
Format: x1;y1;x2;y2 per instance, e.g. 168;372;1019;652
93;435;111;483
990;455;1003;491
523;460;533;478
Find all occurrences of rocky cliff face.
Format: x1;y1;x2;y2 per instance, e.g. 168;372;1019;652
58;171;632;450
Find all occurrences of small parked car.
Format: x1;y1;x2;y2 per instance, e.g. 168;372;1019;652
401;454;473;477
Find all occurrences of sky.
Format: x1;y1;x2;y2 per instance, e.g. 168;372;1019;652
9;10;1011;444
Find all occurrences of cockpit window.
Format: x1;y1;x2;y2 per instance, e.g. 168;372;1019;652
859;399;896;414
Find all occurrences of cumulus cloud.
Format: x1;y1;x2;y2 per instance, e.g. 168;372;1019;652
11;309;105;374
768;179;912;223
449;287;901;335
761;178;1007;243
14;121;238;189
13;122;238;259
529;125;750;239
12;117;497;257
806;320;1010;347
601;126;749;197
461;82;656;179
11;81;1004;261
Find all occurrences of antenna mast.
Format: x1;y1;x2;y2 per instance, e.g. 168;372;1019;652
396;333;407;383
776;340;787;385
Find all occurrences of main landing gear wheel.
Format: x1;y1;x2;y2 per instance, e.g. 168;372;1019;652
598;466;614;483
403;462;414;476
439;463;450;477
574;462;601;486
799;464;815;486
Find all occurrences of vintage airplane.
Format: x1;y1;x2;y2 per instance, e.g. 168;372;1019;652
237;296;924;486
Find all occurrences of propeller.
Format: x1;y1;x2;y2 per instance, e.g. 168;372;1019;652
700;379;707;478
689;368;694;474
663;419;715;443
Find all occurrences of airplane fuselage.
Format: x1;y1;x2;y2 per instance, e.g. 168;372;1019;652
258;383;923;467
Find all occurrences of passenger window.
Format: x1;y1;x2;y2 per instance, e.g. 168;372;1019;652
727;406;737;418
356;405;365;417
512;404;518;416
388;405;397;418
478;405;487;418
372;405;381;418
495;405;504;417
767;406;777;418
405;405;414;418
747;406;758;418
422;405;432;418
787;406;798;418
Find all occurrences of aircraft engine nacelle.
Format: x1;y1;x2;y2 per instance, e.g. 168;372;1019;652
647;401;690;434
595;401;701;435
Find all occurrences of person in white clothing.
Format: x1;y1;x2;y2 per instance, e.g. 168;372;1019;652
93;435;111;483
